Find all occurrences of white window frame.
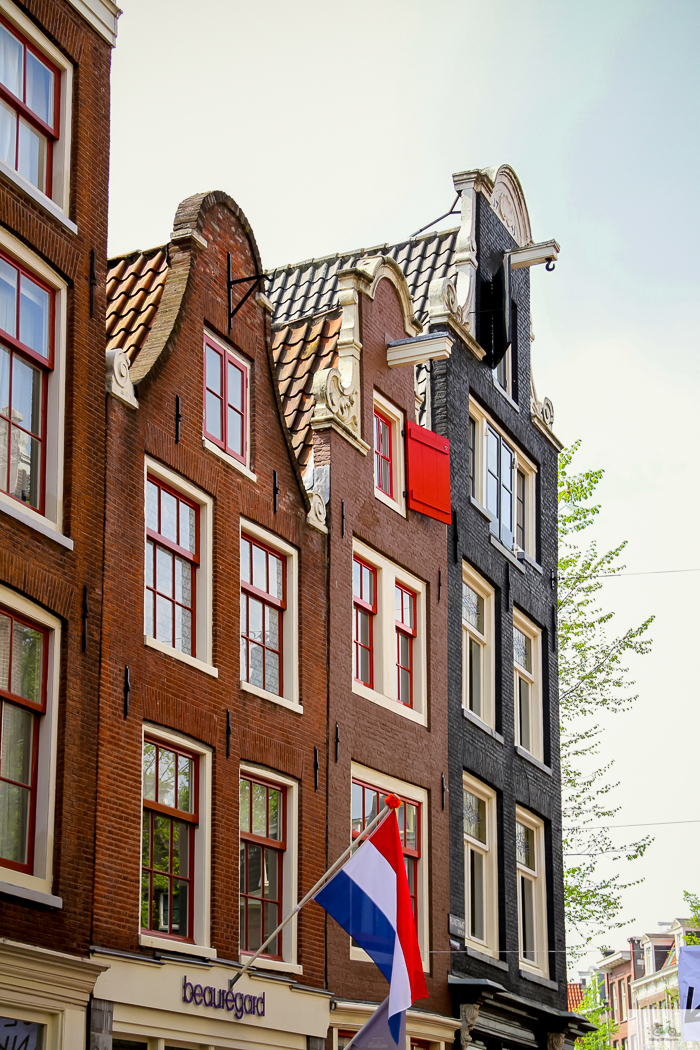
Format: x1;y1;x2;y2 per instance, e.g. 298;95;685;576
493;346;513;399
462;772;498;958
372;390;405;517
351;538;427;726
202;327;256;483
468;397;537;559
0;226;69;546
143;457;216;678
349;761;429;972
515;805;548;977
239;761;301;974
139;723;215;958
462;562;495;729
239;518;300;714
0;0;75;232
0;584;60;904
513;607;543;762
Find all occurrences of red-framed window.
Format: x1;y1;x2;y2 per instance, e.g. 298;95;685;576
239;773;286;958
0;16;60;196
353;557;376;688
374;409;393;497
351;779;420;923
203;336;248;463
0;605;46;874
240;534;286;696
0;249;54;514
145;476;199;657
141;737;198;941
395;583;416;707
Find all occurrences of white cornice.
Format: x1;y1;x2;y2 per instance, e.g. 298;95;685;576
66;0;121;46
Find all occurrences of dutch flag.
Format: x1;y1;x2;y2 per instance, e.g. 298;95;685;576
314;801;428;1039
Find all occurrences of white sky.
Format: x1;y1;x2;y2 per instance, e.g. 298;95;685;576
109;0;700;974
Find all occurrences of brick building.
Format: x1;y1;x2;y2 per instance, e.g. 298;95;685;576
0;0;119;1044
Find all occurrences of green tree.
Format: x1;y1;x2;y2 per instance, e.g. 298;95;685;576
559;442;654;961
577;978;618;1050
682;891;700;946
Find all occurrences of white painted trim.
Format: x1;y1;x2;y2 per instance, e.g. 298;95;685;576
373;390;405;517
0;880;61;907
462;562;495;730
462;772;498;959
0;586;61;899
239;518;300;709
141;723;214;955
239;679;302;714
386;333;452;369
512;607;543;763
144;457;215;671
0;495;73;548
65;0;121;46
0;1;75;217
350;762;429;971
202;437;257;483
515;805;548;979
352;538;427;725
240;762;300;967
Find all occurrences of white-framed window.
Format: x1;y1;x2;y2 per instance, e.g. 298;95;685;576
493;347;513;399
139;723;214;958
349;761;429;972
462;773;498;957
0;583;60;904
202;327;256;483
143;457;216;678
372;390;405;517
239;762;301;974
0;0;74;229
468;397;537;559
462;562;495;728
351;538;427;726
512;608;543;762
515;805;548;977
0;226;68;545
239;518;300;714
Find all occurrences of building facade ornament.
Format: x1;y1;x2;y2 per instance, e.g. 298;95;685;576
306;490;328;533
105;348;138;409
460;1004;480;1048
548;1034;566;1050
427;276;486;361
312;366;360;439
530;373;562;450
304;463;330;534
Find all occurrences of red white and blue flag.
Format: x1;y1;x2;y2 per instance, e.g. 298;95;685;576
314;799;428;1040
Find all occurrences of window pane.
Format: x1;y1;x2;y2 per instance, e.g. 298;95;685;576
470;849;485;940
252;544;266;592
380;418;390;456
142;742;156;800
353;558;360;598
206;345;221;394
252;782;266;836
228;360;243;410
248;598;262;643
156;547;173;597
19;275;49;358
403;591;414;628
0;261;16;339
205;390;222;440
264;902;279;954
268;788;280;840
173;878;189;938
380;457;391;494
395;586;401;622
247;897;262;950
266;649;280;696
157;749;176;808
351;781;363;835
177;754;193;812
227;407;243;455
463;790;486;843
268;554;283;601
0;343;9;416
25;50;53;127
486;472;498;523
264;848;278;899
462;584;484;633
0;417;7;494
12;353;41;435
179;501;196;553
249;642;263;688
248;842;263;895
516;822;535;869
240;537;250;583
0;613;9;689
519;677;531;752
364;787;377;827
358;643;371;686
398;631;410;667
152;816;170;871
173;820;189;878
239;778;250;833
142;810;150;867
9;427;40;507
520;875;535;960
146;480;159;532
399;665;410;705
468;637;482;717
1;701;33;784
405;803;417;850
487;428;499;476
0;99;15;172
0;25;23;98
362;566;373;604
11;620;42;705
160;490;177;543
357;609;370;647
174;557;191;608
152;872;168;930
513;627;531;671
0;779;30;863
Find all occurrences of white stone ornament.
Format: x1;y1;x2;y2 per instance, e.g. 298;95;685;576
105;348;138;409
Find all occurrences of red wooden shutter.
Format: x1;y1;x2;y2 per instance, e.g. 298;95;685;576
406;421;451;524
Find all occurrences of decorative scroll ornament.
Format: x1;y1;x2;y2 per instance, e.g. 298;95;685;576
530;374;554;430
312;364;360;438
460;1004;480;1048
548;1034;566;1050
304;462;330;534
307;490;327;533
105;348;138;409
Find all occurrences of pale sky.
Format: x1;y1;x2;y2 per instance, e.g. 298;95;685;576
109;1;700;973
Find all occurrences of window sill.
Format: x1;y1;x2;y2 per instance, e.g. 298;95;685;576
519;967;557;990
139;933;217;959
240;679;302;714
351;944;429;974
0;159;77;235
462;707;503;743
0;494;73;550
241;955;302;975
202;437;257;483
352;679;427;727
489;533;525;572
492;378;520;413
0;878;62;908
514;745;551;775
144;636;219;677
374;487;406;518
516;550;543;575
465;944;508;970
469;495;493;522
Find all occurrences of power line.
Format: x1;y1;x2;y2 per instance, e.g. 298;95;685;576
564;818;700;831
592;568;700;579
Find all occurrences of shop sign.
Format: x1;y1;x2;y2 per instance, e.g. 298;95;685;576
0;1016;43;1050
182;977;265;1019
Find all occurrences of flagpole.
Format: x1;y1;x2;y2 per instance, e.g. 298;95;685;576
229;801;393;988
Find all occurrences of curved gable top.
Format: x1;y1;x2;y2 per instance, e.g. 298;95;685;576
481;164;533;247
340;255;422;338
172;189;264;276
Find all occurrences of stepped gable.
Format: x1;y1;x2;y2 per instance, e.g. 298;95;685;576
106;246;169;363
